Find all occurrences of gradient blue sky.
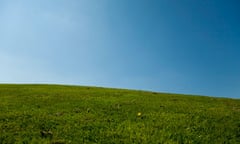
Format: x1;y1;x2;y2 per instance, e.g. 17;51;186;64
1;0;240;98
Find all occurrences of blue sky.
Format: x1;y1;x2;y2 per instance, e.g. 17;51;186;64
0;0;239;98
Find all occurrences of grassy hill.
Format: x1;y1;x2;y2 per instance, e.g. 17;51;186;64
0;84;239;143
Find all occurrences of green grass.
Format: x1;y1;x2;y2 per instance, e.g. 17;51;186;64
0;84;239;144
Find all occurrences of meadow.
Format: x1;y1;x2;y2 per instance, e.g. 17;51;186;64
0;84;239;143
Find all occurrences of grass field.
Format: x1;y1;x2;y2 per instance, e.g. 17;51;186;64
0;84;239;143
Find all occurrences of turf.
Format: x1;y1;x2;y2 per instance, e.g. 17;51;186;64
0;84;239;143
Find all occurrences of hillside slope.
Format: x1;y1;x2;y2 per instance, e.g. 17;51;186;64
0;84;239;143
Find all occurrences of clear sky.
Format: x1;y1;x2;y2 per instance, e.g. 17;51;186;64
0;0;239;98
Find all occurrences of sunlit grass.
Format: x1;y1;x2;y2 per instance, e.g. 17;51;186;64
0;84;239;143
